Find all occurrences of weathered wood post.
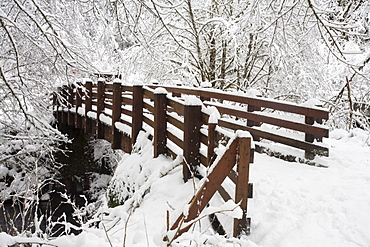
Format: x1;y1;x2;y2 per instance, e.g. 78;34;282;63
111;79;122;149
52;90;57;121
207;108;220;167
84;79;93;133
304;115;315;160
234;136;252;237
131;85;144;146
153;88;167;158
183;98;202;182
67;84;74;126
61;85;68;125
97;78;105;139
207;122;217;167
75;84;83;129
56;87;62;123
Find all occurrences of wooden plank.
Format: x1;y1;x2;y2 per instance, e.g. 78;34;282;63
218;118;329;156
143;87;154;100
228;169;237;184
112;81;122;149
105;83;113;90
167;131;183;149
200;153;207;167
121;85;133;92
154;92;167;157
143;114;154;128
132;85;144;145
150;86;329;120
183;104;202;181
143;101;154;113
234;137;251;237
75;87;83;129
218;186;232;202
121;96;132;105
200;132;208;146
167;98;184;116
104;102;113;110
67;86;74;126
121;107;132;117
120;119;132;127
305;115;315;159
97;79;105;139
167;114;184;132
201;112;210;125
208;123;217;166
205;102;329;138
167;139;238;241
84;80;93;133
105;93;113;100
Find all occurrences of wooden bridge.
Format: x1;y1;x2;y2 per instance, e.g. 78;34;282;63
53;78;329;240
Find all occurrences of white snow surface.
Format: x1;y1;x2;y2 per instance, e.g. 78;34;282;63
1;129;370;247
184;95;202;106
154;87;168;95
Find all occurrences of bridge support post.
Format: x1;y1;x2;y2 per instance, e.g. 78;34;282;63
55;87;62;123
84;80;93;134
305;115;315;159
207;122;217;166
153;90;167;158
112;79;122;149
97;78;105;139
67;85;74;126
234;137;252;237
75;84;83;129
61;85;68;125
132;85;143;146
183;103;202;182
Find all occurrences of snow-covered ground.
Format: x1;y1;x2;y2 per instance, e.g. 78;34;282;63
1;129;369;247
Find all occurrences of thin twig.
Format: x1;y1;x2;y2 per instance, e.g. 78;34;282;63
102;223;114;247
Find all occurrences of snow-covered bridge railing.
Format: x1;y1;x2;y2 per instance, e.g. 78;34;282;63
53;78;329;238
148;84;329;160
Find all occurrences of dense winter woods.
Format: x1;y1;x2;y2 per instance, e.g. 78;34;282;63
0;0;369;244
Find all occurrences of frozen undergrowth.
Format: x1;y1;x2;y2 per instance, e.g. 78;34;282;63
1;129;370;247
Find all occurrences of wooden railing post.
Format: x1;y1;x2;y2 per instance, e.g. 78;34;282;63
84;79;93;133
153;90;167;158
305;115;315;159
207;122;217;166
233;136;252;237
97;78;105;139
75;85;83;129
56;87;62;123
183;103;202;182
111;79;122;149
61;85;68;125
67;84;74;126
132;85;143;146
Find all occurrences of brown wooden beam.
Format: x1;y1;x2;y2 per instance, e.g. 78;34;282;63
154;91;167;157
132;85;144;146
183;103;202;181
111;80;122;149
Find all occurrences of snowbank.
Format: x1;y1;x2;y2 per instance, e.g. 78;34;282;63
1;129;370;247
